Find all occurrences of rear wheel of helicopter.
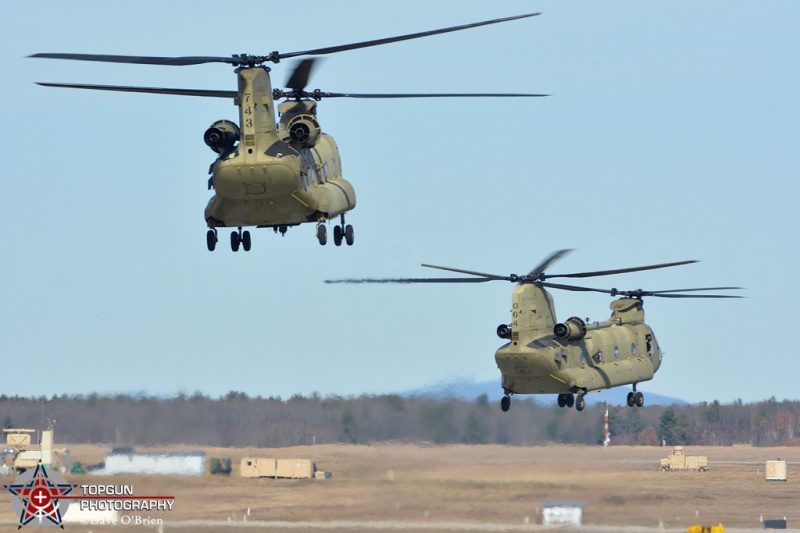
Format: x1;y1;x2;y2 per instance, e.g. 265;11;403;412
345;224;354;246
575;395;585;412
333;225;343;246
206;230;216;252
557;394;566;408
566;394;575;408
230;231;240;252
317;225;327;246
500;396;511;412
634;391;644;407
627;391;635;407
242;231;251;252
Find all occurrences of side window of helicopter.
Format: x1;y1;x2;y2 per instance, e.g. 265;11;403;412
631;343;637;356
614;346;620;359
321;163;329;182
300;171;309;191
580;352;586;367
309;167;318;186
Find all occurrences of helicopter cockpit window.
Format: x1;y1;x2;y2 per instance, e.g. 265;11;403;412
614;346;620;359
631;343;637;356
580;352;586;367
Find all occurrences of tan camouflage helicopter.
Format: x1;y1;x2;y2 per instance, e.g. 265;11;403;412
327;250;741;412
30;13;545;252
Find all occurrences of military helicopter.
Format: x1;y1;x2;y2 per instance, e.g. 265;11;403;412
30;13;546;252
327;250;742;412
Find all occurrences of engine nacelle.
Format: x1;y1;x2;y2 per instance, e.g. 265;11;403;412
553;316;586;341
497;324;512;340
204;120;240;154
286;114;321;147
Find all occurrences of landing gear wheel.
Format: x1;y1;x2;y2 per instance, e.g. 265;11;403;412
557;394;566;408
345;224;354;246
500;396;511;412
317;224;327;246
575;395;585;412
627;391;635;407
566;394;575;408
634;391;644;407
206;230;217;251
242;231;251;252
230;231;240;252
333;225;343;246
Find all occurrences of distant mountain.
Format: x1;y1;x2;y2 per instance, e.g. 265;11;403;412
401;378;686;407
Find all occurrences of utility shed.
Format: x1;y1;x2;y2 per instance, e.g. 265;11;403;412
241;458;316;479
766;460;787;481
541;502;583;527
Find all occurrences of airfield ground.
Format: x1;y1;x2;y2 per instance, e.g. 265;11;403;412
1;443;799;532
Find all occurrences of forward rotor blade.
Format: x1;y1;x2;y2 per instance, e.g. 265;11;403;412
36;82;235;98
545;260;699;280
539;281;613;294
325;277;493;284
285;58;318;91
421;264;508;281
529;249;573;277
29;53;240;66
315;92;549;99
278;12;540;60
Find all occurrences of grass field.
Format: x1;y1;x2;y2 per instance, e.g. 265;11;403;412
2;443;798;532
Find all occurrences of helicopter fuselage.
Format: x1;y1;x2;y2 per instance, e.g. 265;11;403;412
203;66;356;246
495;284;662;398
206;132;355;228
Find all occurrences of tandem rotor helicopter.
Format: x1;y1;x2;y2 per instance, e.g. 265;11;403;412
327;250;742;412
31;13;545;252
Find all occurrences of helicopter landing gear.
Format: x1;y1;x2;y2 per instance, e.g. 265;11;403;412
557;393;575;408
627;385;644;408
575;394;586;412
333;215;354;247
230;227;251;252
206;229;217;251
316;223;327;246
500;395;511;412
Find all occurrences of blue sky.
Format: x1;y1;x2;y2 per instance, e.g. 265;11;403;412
2;1;798;404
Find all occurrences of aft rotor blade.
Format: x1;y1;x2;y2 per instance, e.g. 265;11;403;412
325;277;493;284
647;287;743;294
317;92;549;99
421;264;509;281
545;260;699;280
285;58;318;91
646;293;744;299
278;12;541;60
29;53;241;66
529;249;573;277
36;82;235;98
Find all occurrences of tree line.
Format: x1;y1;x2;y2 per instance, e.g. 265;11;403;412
1;392;798;448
